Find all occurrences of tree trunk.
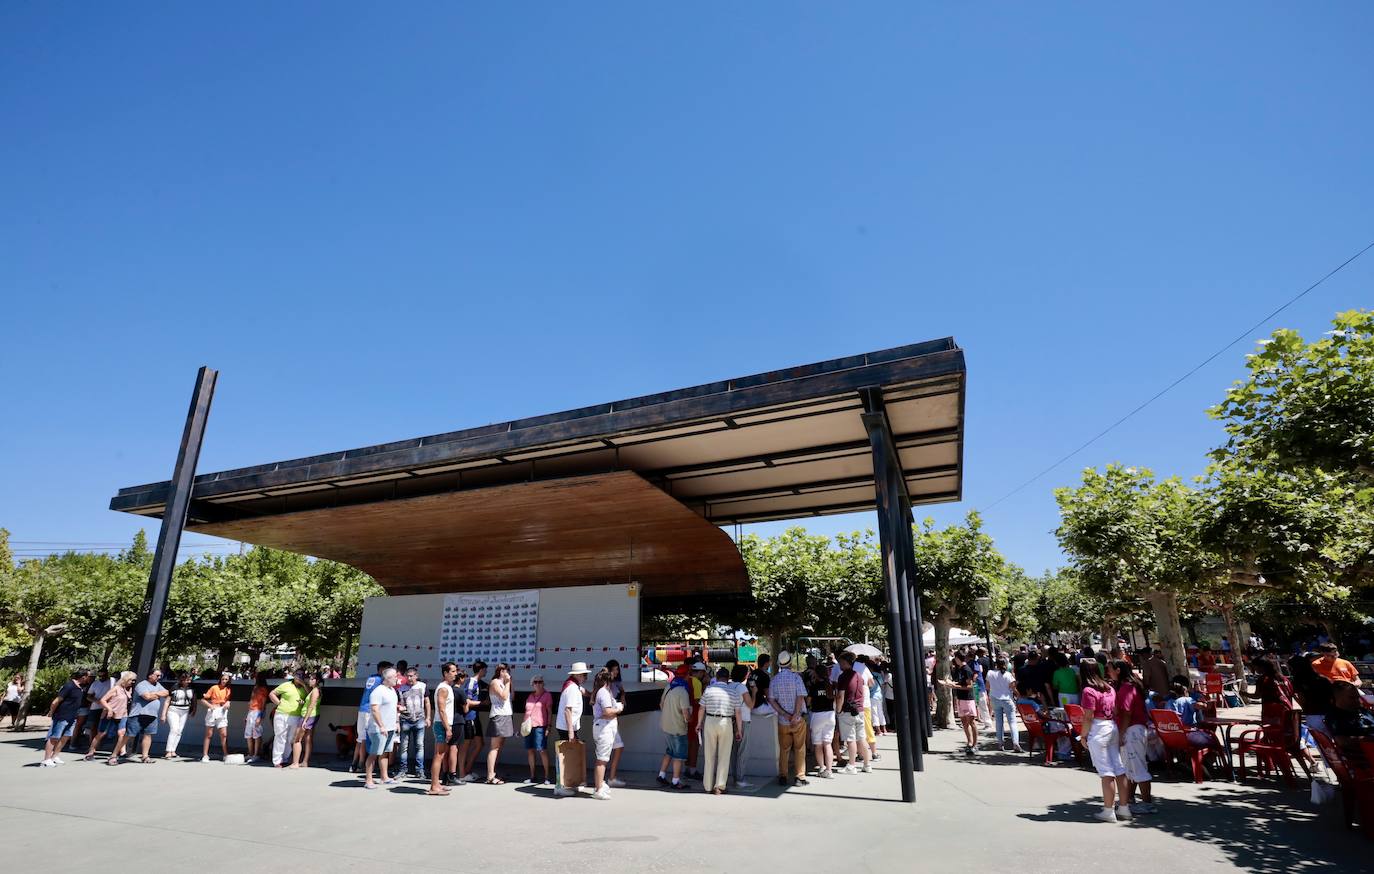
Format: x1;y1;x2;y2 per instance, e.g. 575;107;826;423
932;613;953;729
100;641;115;673
1146;590;1188;680
16;631;46;730
1220;603;1249;703
216;646;235;674
341;630;354;677
1100;617;1117;654
1181;618;1200;647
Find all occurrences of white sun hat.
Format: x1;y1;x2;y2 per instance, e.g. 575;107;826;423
568;662;590;675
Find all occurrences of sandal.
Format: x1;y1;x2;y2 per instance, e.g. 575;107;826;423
106;759;121;766
485;777;506;785
426;788;451;796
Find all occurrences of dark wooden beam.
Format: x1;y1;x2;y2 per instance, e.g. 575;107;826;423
131;367;217;678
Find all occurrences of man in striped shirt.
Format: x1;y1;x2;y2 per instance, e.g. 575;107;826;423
768;651;808;786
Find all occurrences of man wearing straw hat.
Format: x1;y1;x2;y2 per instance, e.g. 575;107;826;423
554;662;590;797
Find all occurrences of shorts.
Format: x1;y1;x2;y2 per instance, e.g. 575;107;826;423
593;719;623;762
1122;723;1152;783
244;710;264;740
487;715;514;739
356;711;371;735
462;720;480;740
523;726;547;751
664;732;688;761
126;714;159;738
432;722;454;746
366;728;397;756
48;718;75;739
205;706;229;729
301;716;317;732
76;706;91;719
1087;719;1125;778
955;698;978;718
0;700;19;718
99;716;127;735
837;711;864;743
809;710;836;745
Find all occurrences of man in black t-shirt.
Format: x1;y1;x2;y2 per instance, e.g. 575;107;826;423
41;669;91;767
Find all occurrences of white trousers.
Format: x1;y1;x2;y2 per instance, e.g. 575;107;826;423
165;707;190;754
272;713;301;765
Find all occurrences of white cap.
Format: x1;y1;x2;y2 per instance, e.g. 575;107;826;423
691;661;707;670
777;650;792;667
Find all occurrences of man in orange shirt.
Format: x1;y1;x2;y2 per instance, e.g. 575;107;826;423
1313;643;1362;686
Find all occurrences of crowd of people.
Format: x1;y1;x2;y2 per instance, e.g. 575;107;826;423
933;638;1372;823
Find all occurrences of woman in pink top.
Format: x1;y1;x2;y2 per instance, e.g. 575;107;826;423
1078;660;1129;823
1110;659;1156;815
523;675;554;784
85;671;136;764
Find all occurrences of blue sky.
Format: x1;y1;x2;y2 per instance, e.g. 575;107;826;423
3;3;1372;573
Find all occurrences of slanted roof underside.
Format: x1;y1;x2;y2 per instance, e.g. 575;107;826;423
110;338;965;528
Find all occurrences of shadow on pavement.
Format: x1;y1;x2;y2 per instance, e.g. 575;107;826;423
1018;790;1363;873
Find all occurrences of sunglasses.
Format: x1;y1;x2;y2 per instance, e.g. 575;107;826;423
532;680;545;684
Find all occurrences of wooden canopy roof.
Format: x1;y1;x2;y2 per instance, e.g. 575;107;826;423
110;338;966;599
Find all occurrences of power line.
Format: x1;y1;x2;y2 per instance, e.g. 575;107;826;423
982;237;1374;512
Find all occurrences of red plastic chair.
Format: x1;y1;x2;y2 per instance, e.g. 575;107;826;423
1151;708;1219;783
1202;673;1228;708
1235;702;1298;787
1310;729;1361;830
1063;703;1090;764
1017;703;1069;765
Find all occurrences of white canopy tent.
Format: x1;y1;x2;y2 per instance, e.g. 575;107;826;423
922;625;984;647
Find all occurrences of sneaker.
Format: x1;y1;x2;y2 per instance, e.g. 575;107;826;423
656;774;670;786
794;776;809;786
554;786;576;797
1130;802;1158;815
818;769;833;779
1115;805;1134;821
861;763;872;773
1093;808;1118;823
608;777;627;788
671;781;691;790
736;779;755;788
200;756;211;763
52;757;66;765
544;778;554;785
592;787;612;800
841;765;858;775
41;760;56;768
871;753;881;761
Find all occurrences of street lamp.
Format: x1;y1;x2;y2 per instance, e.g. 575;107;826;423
974;597;995;661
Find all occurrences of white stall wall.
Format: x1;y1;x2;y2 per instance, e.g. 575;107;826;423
356;583;640;688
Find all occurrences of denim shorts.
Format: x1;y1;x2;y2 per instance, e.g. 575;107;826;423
366;728;397;755
125;715;159;738
523;726;547;751
664;732;688;761
48;718;75;739
99;716;128;735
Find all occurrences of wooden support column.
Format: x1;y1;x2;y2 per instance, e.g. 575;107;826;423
900;494;933;752
131;366;217;678
861;392;916;803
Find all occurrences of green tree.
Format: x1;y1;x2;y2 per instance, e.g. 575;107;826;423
1211;309;1374;481
0;530;75;726
908;513;1006;727
1055;464;1225;679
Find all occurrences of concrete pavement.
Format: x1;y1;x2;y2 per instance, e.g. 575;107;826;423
1;718;1364;873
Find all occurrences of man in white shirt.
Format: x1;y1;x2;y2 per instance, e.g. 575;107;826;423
724;664;755;788
554;663;589;797
364;668;399;789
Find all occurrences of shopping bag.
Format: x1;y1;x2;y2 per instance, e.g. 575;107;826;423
1311;778;1337;806
556;738;585;788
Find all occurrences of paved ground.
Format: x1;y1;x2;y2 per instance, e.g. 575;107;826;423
2;716;1365;873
